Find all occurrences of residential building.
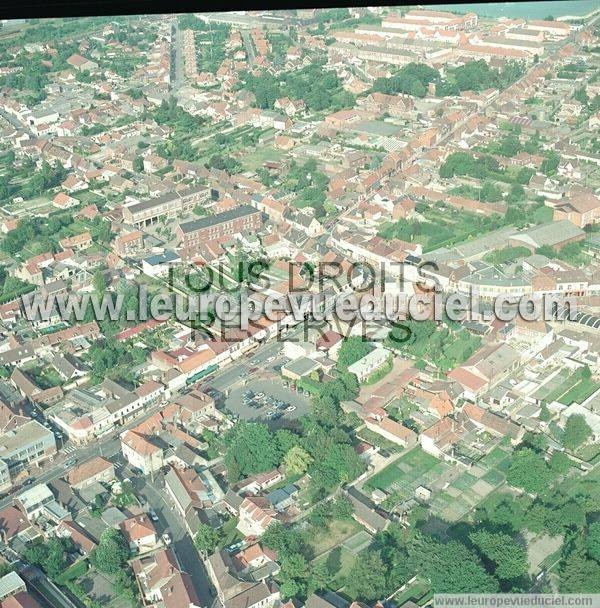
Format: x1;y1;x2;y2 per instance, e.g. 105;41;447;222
176;205;263;260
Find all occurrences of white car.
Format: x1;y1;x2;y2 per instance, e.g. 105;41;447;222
286;405;296;412
162;532;171;546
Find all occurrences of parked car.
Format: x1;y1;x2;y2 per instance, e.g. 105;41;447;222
149;510;159;522
162;533;171;546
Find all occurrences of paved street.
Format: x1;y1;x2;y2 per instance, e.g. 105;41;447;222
171;19;184;92
130;471;214;607
241;30;256;64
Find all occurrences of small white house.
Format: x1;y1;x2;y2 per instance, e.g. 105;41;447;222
141;250;180;278
347;346;391;382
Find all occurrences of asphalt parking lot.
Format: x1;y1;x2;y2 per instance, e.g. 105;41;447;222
224;378;311;426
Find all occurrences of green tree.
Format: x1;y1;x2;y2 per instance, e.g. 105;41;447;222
549;452;572;474
330;496;353;520
336;336;374;368
469;530;528;581
310;443;364;490
194;523;221;554
309;502;333;528
311;394;342;428
586;522;600;562
560;539;600;593
24;538;71;581
284;445;313;475
93;269;107;294
507;448;553;494
93;528;130;574
562;414;592;451
276;429;301;455
262;522;309;560
412;533;499;593
223;422;281;482
476;494;531;532
309;559;332;593
522;431;548;453
344;550;388;602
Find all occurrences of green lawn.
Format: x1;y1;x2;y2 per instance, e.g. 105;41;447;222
55;560;89;585
239;146;284;171
392;580;431;607
555;465;600;510
558;378;599;405
356;428;402;453
308;518;361;557
532;205;553;223
575;443;600;464
533;368;572;403
313;546;356;590
365;448;440;492
544;370;582;403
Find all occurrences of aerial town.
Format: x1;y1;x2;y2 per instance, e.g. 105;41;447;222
0;4;599;608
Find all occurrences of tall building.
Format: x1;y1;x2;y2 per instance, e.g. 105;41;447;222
122;185;210;227
0;420;57;489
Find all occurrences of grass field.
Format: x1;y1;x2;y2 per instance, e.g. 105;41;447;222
557;462;600;505
342;530;372;555
575;443;600;464
392;580;431;607
239;146;284;171
558;377;599;405
542;368;599;405
357;428;403;453
313;546;357;590
55;560;89;586
366;447;440;491
309;518;362;557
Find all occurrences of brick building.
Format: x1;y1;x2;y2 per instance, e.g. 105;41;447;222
176;205;263;260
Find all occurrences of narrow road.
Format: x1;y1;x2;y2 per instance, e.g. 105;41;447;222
0;108;32;135
241;30;256;65
133;473;214;607
171;18;185;93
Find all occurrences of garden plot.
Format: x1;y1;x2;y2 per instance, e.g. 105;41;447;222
342;530;372;556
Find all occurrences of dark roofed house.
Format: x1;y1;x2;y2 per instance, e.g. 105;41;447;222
266;484;298;512
345;488;388;534
205;549;280;608
176;205;263;261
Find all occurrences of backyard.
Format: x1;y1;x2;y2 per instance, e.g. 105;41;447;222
311;529;372;593
539;367;599;405
364;444;513;522
307;517;363;558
